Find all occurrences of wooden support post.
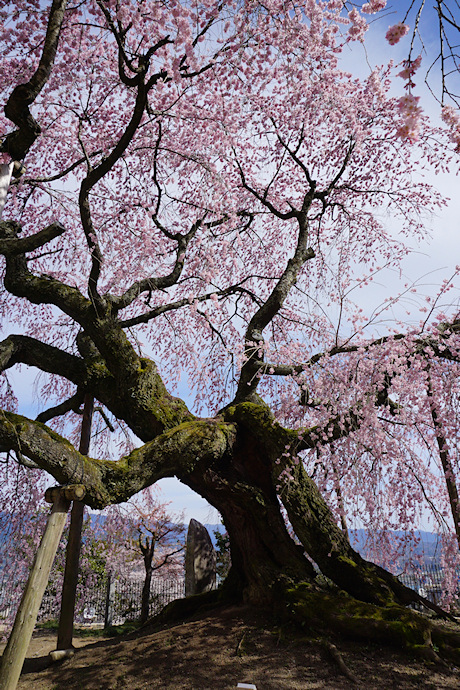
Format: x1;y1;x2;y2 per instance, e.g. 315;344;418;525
0;485;84;690
56;394;93;651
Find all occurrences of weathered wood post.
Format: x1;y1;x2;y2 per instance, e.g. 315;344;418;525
56;394;94;651
0;484;85;690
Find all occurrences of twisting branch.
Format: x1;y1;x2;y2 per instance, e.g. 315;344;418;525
0;221;90;324
1;0;68;161
78;68;168;304
111;217;203;312
233;151;297;221
96;0;172;86
119;284;261;328
112;209;254;314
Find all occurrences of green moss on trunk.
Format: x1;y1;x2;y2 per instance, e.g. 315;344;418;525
281;582;460;664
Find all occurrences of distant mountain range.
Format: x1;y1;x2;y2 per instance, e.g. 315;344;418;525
0;512;447;570
203;524;445;568
348;529;444;569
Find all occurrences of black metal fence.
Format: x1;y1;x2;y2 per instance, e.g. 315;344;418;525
397;564;458;608
0;575;185;629
0;564;458;631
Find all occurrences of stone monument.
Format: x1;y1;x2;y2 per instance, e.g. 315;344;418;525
185;518;216;596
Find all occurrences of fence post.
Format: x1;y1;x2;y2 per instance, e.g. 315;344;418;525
104;573;115;628
0;485;84;690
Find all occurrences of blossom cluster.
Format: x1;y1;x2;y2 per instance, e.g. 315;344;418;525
385;22;409;45
393;55;422;142
396;55;422;89
361;0;387;13
396;93;422;141
347;9;368;41
441;105;460;153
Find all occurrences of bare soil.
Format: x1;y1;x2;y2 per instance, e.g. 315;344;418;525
2;605;460;689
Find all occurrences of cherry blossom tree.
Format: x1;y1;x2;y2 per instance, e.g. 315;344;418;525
2;0;460;660
99;489;185;624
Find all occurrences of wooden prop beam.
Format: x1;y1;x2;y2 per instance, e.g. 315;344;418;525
0;484;85;690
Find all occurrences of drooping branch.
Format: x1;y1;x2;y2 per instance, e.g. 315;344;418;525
1;0;68;161
426;373;460;549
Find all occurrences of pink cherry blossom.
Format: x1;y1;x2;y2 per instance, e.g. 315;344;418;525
442;105;460;153
386;22;410;45
362;0;387;14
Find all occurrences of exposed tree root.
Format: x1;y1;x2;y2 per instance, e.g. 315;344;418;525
141;570;460;675
321;639;360;685
280;582;460;666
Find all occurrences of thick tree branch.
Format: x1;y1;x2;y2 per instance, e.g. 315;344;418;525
0;221;90;324
0;411;234;508
235;213;315;400
1;0;68;161
0;220;65;255
36;389;85;424
0;334;86;384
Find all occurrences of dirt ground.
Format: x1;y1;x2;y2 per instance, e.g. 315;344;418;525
2;605;460;689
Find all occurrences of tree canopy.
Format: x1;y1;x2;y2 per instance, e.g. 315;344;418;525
2;0;460;663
